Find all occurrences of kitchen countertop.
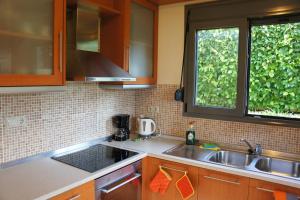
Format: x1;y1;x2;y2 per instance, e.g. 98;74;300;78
0;145;146;200
102;136;300;189
0;135;299;200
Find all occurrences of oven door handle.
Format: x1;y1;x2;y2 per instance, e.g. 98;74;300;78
98;173;141;194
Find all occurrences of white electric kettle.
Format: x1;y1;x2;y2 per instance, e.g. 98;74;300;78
137;116;156;136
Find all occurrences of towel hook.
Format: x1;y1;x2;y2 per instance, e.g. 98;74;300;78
160;165;188;174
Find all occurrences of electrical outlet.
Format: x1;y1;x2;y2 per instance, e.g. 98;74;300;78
154;106;159;113
5;116;27;128
147;106;159;113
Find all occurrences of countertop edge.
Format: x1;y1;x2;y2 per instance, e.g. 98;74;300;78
2;136;300;200
33;149;300;200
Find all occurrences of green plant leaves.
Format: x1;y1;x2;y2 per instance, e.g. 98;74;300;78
196;28;239;109
249;22;300;117
195;22;300;118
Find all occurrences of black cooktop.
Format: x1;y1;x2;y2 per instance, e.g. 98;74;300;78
52;144;138;173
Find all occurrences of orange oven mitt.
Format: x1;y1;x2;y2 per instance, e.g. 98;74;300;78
274;190;299;200
149;167;172;194
274;191;287;200
176;173;195;200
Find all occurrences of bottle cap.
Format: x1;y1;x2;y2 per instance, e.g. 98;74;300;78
189;121;195;128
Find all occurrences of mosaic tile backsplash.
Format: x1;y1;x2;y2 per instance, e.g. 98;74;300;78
0;82;135;163
135;85;300;154
0;83;299;164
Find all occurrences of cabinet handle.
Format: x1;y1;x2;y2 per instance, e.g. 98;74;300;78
125;46;130;72
256;187;274;193
69;194;81;200
99;173;141;194
203;176;240;185
59;31;63;73
256;187;300;199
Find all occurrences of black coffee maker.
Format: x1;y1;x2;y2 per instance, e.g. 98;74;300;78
112;114;130;141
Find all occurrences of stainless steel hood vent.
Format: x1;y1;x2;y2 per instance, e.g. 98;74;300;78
68;50;136;82
67;2;136;82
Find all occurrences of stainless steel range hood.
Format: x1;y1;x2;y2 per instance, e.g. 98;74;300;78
66;2;136;82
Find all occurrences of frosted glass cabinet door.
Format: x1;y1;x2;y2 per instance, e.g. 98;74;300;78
0;0;64;86
129;2;154;78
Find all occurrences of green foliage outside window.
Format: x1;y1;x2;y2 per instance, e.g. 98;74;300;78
196;28;239;109
195;22;300;118
249;22;300;118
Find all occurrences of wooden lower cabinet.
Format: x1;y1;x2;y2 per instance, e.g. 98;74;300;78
198;168;249;200
49;158;300;200
142;157;300;200
51;181;95;200
248;179;300;200
142;157;198;200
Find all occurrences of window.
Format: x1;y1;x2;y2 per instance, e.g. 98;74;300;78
184;0;300;126
196;27;239;109
248;20;300;119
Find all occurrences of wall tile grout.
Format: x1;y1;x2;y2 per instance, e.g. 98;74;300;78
0;82;136;163
135;84;300;154
0;83;299;164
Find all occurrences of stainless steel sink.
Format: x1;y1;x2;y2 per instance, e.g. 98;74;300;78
255;157;300;178
163;144;300;180
208;151;256;168
163;144;212;161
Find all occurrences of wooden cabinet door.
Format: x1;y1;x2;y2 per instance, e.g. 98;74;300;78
51;181;95;200
198;168;249;200
100;0;157;87
0;0;65;86
142;157;198;200
124;0;158;85
248;179;300;200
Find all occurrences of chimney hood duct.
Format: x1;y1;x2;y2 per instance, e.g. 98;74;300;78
67;2;136;82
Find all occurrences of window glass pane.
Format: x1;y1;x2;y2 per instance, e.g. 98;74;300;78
195;28;239;109
249;22;300;119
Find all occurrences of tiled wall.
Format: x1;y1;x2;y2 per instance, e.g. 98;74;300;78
1;83;299;164
136;84;300;154
0;82;135;163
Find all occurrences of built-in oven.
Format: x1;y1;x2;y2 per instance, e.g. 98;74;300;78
95;161;142;200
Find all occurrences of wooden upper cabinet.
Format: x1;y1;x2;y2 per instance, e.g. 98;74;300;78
142;157;198;200
198;168;249;200
248;179;300;200
125;0;158;85
0;0;65;86
96;0;158;87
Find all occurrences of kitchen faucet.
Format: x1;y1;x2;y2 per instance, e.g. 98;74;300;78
240;139;262;155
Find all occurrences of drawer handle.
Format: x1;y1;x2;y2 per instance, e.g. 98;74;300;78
256;187;300;199
204;176;240;185
99;173;141;194
256;187;275;193
69;194;81;200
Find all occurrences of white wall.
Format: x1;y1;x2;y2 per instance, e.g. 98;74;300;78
157;0;213;85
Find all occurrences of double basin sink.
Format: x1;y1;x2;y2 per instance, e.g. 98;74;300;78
163;144;300;179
